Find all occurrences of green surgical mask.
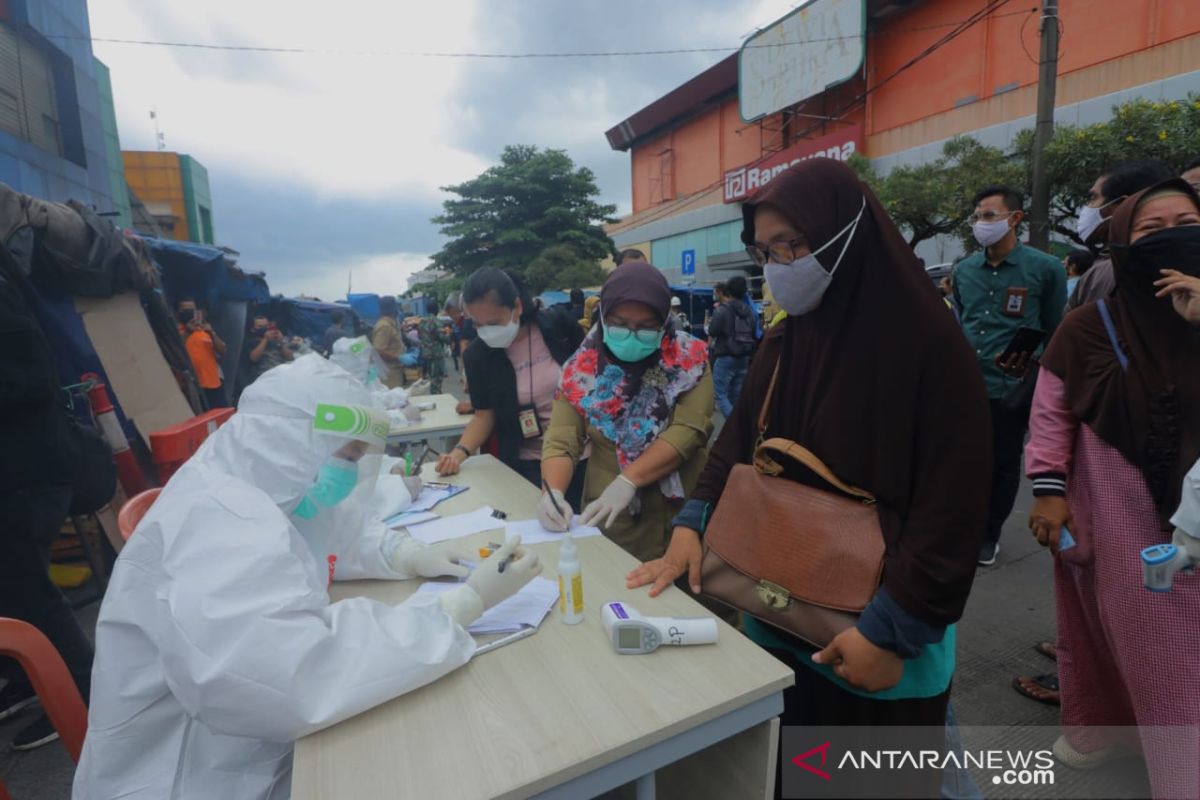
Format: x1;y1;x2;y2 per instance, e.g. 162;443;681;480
602;315;664;363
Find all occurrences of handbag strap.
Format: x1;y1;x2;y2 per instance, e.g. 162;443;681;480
1096;299;1130;372
753;358;876;505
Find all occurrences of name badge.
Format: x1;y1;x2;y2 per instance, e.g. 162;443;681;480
1003;287;1029;318
517;405;542;439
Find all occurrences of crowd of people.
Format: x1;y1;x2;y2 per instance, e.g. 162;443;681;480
6;152;1199;798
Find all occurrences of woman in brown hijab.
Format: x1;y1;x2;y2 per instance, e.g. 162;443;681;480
628;159;992;795
1025;178;1200;795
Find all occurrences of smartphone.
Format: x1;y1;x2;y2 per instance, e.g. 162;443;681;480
999;326;1045;363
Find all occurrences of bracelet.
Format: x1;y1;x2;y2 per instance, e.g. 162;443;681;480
453;443;472;459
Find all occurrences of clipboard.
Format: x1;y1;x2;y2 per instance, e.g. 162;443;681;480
474;625;538;655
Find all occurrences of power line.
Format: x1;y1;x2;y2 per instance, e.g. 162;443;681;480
53;8;1035;60
612;0;1025;235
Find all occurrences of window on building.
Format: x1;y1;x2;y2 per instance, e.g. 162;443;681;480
0;21;63;157
199;205;214;244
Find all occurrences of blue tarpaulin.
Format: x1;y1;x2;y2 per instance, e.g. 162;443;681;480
347;293;381;326
263;296;363;341
140;237;270;309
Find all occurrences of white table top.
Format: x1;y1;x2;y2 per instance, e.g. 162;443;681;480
388;393;473;439
292;455;794;800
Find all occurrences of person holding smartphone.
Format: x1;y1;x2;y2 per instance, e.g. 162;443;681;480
954;185;1066;566
180;307;229;409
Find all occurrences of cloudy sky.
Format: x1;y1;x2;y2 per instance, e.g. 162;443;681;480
90;0;798;300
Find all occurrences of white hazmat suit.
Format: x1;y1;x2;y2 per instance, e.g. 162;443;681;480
73;355;536;799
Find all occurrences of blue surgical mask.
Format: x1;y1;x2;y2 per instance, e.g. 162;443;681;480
602;313;664;362
293;457;359;519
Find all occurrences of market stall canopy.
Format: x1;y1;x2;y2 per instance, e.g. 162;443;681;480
141;236;270;309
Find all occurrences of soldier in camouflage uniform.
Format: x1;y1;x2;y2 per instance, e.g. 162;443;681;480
417;316;451;393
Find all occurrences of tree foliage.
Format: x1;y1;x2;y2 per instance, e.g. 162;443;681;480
853;94;1200;253
1012;94;1200;245
524;244;607;293
850;136;1023;251
431;145;617;283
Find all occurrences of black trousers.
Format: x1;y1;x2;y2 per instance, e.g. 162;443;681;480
0;485;93;702
203;384;229;410
767;646;949;799
985;398;1030;546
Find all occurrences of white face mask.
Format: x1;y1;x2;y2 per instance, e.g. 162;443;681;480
476;308;520;349
763;198;865;317
1075;196;1120;244
971;217;1012;248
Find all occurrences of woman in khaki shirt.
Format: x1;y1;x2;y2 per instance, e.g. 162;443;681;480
539;261;714;562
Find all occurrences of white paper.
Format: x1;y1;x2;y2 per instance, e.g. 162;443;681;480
418;576;559;634
404;506;505;544
405;484;468;513
385;511;439;529
503;517;603;545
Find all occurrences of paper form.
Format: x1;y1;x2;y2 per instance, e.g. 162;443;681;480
404;506;505;544
417;576;559;634
503;517;603;545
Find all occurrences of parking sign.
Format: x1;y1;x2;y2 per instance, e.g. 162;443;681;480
681;249;696;276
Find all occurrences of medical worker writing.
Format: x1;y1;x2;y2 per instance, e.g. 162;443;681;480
73;356;541;799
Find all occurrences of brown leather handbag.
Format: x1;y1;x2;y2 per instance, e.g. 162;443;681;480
700;362;886;648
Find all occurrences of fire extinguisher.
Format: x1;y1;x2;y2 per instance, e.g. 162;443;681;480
82;373;150;496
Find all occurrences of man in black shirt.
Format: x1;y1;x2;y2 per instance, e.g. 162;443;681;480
708;276;756;418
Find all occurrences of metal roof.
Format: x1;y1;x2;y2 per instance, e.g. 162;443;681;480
604;54;738;152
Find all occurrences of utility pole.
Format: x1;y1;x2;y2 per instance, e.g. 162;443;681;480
1028;0;1060;252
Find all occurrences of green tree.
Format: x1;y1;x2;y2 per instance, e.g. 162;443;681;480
431;145;617;279
524;244;607;293
852;137;1024;251
1013;93;1200;245
404;275;464;313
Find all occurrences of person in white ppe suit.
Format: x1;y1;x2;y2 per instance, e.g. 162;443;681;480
73;355;541;800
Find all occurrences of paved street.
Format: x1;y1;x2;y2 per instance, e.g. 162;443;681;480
0;370;1153;797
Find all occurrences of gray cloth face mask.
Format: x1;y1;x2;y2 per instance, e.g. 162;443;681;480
764;198;865;317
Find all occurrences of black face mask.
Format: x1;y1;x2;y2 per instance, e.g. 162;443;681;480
1122;224;1200;280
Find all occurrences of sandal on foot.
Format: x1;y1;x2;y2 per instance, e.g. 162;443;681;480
1053;735;1126;770
1034;641;1057;661
1012;673;1060;706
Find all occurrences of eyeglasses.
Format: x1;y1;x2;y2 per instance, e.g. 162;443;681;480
745;235;808;267
968;210;1013;224
604;324;663;344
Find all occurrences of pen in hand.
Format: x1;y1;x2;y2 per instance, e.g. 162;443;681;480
541;479;567;523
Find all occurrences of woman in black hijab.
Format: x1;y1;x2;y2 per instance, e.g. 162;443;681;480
628;159;992;796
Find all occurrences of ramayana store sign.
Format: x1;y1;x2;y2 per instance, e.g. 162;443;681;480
723;125;864;203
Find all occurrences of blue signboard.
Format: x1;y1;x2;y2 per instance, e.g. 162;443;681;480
681;249;696;276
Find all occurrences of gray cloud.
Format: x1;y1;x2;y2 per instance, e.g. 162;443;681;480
452;0;760;207
210;171;442;287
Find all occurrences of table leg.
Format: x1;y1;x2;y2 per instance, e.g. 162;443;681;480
634;772;656;800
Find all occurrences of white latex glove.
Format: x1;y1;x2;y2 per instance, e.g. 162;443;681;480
437;536;542;627
391;537;473;579
537;488;573;532
579;474;638;529
1173;528;1200;563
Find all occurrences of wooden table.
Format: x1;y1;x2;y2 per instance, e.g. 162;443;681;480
387;393;472;449
293;455;793;800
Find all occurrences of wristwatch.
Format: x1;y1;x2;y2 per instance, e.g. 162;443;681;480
453;443;472;459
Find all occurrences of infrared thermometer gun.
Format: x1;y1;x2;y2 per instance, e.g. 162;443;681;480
1142;529;1200;592
601;601;718;655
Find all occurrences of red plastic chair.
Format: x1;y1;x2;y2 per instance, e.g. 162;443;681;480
117;488;161;541
0;618;88;799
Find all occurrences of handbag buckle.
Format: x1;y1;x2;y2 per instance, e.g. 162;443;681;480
756;580;791;611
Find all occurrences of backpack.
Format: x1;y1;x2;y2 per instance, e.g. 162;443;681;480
731;302;756;355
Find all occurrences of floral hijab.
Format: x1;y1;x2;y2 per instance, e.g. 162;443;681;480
559;319;708;500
